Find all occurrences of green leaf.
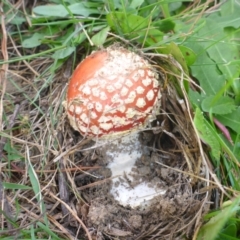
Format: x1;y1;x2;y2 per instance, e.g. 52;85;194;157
216;107;240;134
154;19;175;32
3;142;23;161
194;108;221;160
7;14;26;25
129;0;144;8
3;182;32;190
217;234;239;240
33;5;68;17
223;27;240;99
215;0;240;29
73;32;86;45
200;19;240;80
106;11;163;45
91;26;110;47
158;42;189;74
197;196;240;240
27;153;44;214
201;96;235;115
221;223;237;238
22;33;44;48
188;42;225;95
189;90;206;108
107;11;148;33
157;42;190;93
33;3;99;17
144;28;164;45
220;0;240;15
68;3;100;17
178;45;196;66
52;46;75;59
37;222;62;240
210;15;240;29
193;7;240;98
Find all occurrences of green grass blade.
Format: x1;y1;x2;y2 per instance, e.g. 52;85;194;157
197;196;240;240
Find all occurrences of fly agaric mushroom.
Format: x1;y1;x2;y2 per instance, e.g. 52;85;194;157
64;46;166;208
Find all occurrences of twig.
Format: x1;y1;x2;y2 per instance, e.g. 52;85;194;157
57;132;70;218
8;35;40;77
58;161;70;218
48;192;92;240
2;166;100;173
0;3;8;130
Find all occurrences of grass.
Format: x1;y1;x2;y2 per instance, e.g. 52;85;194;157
1;0;240;239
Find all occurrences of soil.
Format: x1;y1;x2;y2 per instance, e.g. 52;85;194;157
72;124;206;240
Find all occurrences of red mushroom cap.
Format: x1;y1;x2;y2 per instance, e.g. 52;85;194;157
65;46;161;138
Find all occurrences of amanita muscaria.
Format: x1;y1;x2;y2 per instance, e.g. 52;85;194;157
64;46;166;208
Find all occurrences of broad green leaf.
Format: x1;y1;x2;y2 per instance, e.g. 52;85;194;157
33;3;98;17
214;0;240;29
153;0;196;2
7;14;26;25
157;42;190;93
52;46;75;59
220;223;237;238
68;3;100;17
3;182;32;190
216;107;240;134
39;23;70;38
197;196;240;240
73;32;86;45
209;15;240;30
188;42;225;95
169;2;182;12
220;0;240;18
188;90;206;108
106;12;163;45
223;27;240;98
3;142;23;161
194;108;221;160
107;0;122;10
154;19;175;32
91;26;110;47
129;0;144;8
195;6;240;98
201;19;240;80
178;45;196;66
22;33;44;48
217;234;239;240
33;5;68;17
143;28;164;46
158;42;189;74
201;96;235;115
107;11;148;34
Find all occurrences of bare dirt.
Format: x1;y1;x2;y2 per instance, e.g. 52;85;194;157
71;106;209;240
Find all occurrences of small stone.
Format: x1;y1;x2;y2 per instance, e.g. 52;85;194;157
128;215;142;229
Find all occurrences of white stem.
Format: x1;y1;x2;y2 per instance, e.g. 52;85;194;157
100;132;166;208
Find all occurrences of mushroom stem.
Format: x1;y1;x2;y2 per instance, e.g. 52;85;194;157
99;132;166;208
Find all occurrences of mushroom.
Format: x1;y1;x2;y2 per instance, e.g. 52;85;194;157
64;45;166;208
